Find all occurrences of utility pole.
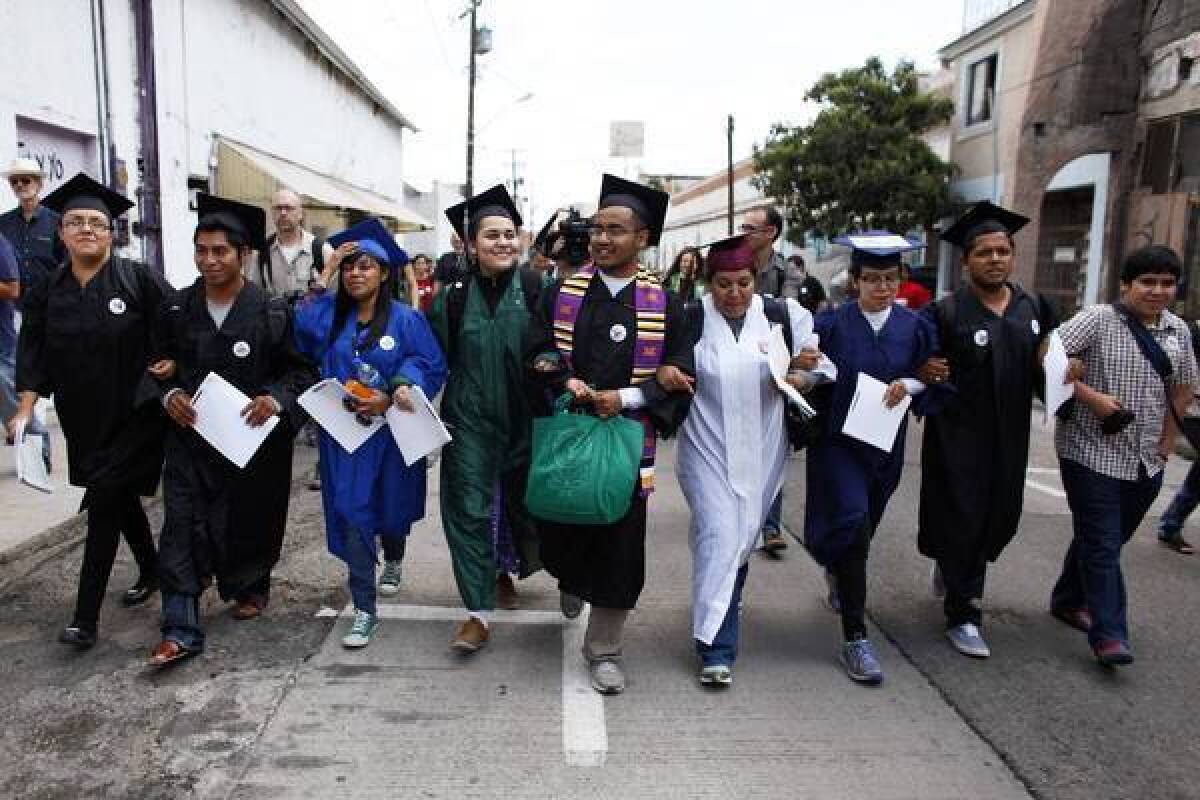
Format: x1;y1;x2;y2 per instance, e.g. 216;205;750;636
465;0;478;203
726;114;734;236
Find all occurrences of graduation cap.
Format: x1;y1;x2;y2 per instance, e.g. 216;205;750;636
831;230;922;271
196;193;267;251
702;233;755;273
940;201;1029;251
444;184;523;242
42;172;133;219
597;174;669;246
328;217;409;268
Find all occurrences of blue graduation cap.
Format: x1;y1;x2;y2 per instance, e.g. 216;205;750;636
329;217;409;268
832;230;922;270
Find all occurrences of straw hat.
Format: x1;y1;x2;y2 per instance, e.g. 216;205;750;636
2;157;45;179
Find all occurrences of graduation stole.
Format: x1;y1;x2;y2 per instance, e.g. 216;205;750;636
553;265;666;496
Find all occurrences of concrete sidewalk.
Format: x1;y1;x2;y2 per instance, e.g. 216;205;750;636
213;444;1032;799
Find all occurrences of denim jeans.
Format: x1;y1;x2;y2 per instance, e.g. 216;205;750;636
0;354;49;465
695;564;749;667
345;528;379;616
1053;459;1163;647
161;591;204;652
1159;458;1200;541
762;490;783;534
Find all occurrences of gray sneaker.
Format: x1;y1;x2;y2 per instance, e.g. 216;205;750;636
589;659;625;694
560;591;584;620
841;637;883;685
341;610;378;649
699;664;732;687
378;561;403;596
945;623;990;658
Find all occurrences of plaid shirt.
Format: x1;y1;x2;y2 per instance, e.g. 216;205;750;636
1055;304;1197;480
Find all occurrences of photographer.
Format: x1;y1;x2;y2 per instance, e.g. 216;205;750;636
539;208;592;283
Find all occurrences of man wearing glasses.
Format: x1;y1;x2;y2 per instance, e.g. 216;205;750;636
739;205;798;555
0;158;65;302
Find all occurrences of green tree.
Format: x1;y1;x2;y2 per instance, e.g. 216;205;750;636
754;57;956;242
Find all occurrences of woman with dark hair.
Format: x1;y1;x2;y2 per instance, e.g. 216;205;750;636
294;219;447;649
428;185;545;653
663;247;705;301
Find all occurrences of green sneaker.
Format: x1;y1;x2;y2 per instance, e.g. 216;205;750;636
342;610;378;648
378;561;403;596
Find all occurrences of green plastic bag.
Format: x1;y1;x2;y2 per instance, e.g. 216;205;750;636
525;394;644;525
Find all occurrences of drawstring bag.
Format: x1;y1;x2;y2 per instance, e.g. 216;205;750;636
525;393;644;525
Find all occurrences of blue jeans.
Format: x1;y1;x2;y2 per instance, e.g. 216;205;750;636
1053;459;1163;647
344;528;410;616
161;591;204;652
1159;458;1200;540
762;490;783;534
0;355;49;466
695;564;749;667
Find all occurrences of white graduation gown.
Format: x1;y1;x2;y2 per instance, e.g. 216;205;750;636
678;294;804;645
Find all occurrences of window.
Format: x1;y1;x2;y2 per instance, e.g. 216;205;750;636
966;54;999;126
1141;118;1176;194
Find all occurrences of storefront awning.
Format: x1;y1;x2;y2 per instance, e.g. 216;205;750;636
217;138;432;232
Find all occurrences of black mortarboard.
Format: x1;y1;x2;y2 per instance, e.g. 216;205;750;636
42;172;133;219
444;184;523;242
196;193;267;251
832;231;923;270
329;217;409;268
597;174;669;246
940;201;1029;250
703;234;755;273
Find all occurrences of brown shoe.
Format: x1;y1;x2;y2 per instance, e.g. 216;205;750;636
496;573;519;610
450;617;489;653
148;639;196;668
232;596;266;620
762;529;788;554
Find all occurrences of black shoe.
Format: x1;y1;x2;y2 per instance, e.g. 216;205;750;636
122;578;159;607
59;625;97;649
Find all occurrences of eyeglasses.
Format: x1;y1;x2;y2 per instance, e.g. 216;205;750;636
738;223;768;234
856;273;901;286
590;224;641;239
63;217;112;232
8;176;35;187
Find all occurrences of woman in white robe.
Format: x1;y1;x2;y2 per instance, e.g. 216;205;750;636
677;235;832;687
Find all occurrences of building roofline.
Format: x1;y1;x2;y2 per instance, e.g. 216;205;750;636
937;0;1036;63
269;0;418;133
669;157;758;206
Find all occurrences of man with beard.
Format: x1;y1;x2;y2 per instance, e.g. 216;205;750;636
529;174;694;694
147;194;316;667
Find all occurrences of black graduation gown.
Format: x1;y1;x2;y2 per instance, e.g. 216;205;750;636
153;279;316;599
917;284;1057;565
527;272;693;608
15;257;167;501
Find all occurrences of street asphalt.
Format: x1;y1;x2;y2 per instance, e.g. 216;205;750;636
1;421;1196;798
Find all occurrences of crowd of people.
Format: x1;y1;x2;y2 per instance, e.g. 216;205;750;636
2;156;1198;695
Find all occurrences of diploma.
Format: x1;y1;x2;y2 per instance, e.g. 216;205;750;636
297;378;383;455
190;372;279;469
841;372;911;452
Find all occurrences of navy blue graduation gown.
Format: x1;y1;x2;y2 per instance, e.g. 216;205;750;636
294;293;447;562
804;301;937;567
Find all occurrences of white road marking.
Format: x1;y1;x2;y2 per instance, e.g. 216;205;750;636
337;603;607;767
1026;467;1059;475
1025;478;1067;498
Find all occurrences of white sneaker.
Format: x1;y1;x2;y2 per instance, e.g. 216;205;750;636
946;623;990;658
589;659;625;694
930;562;946;599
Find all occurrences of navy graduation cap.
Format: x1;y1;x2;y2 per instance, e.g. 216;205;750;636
832;230;923;270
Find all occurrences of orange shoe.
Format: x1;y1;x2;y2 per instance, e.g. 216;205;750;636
450;617;489;653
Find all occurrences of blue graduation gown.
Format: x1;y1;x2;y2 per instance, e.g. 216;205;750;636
294;293;447;561
804;301;937;566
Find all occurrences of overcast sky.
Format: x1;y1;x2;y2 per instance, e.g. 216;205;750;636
298;0;966;226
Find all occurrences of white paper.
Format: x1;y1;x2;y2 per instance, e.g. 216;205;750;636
298;378;383;455
766;325;817;416
13;420;53;493
841;372;912;452
386;385;452;466
1042;331;1075;423
190;372;279;469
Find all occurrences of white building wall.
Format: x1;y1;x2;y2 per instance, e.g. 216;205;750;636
153;0;409;285
403;181;465;260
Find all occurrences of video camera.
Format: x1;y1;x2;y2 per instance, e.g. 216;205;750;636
542;208;591;268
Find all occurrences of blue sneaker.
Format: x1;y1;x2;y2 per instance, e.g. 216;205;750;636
946;623;990;658
841;637;883;685
341;610;379;649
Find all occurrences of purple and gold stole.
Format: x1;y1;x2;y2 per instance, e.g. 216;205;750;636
553;265;667;496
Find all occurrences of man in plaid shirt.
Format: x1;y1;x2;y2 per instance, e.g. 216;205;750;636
1050;245;1197;668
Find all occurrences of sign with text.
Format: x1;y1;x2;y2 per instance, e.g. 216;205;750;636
15;116;98;191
